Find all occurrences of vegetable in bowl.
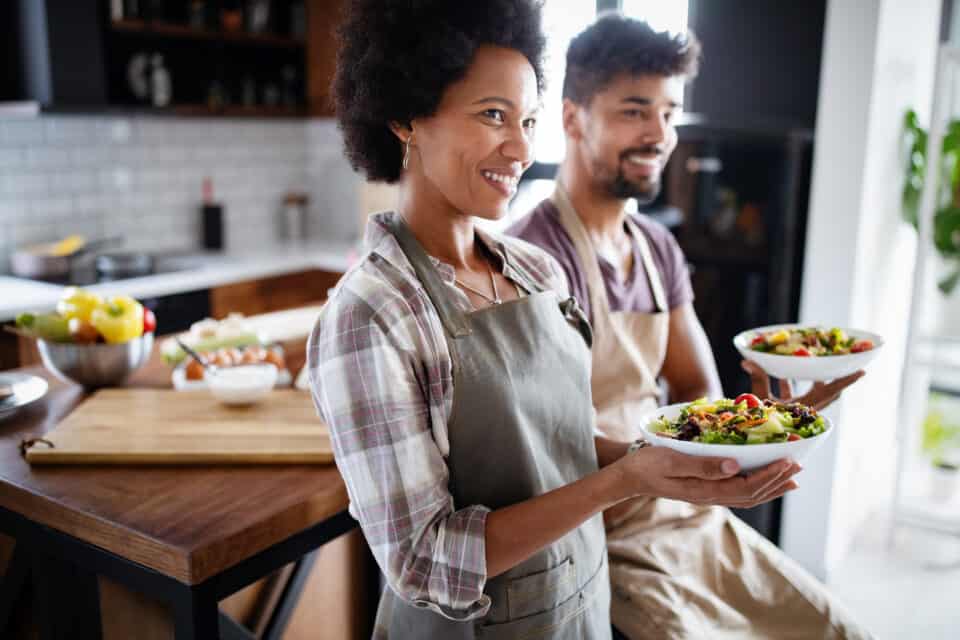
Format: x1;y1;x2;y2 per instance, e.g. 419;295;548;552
650;394;827;445
748;327;874;357
641;396;835;471
734;324;883;382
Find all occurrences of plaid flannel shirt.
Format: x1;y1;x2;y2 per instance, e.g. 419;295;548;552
307;212;571;622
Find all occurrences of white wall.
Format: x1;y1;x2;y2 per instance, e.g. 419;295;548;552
0;115;360;272
305;119;364;244
781;0;941;580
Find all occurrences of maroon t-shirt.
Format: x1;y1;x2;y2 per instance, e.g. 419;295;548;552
508;199;694;323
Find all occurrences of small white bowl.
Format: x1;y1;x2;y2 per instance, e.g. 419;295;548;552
639;401;834;472
734;324;883;382
172;365;291;391
207;364;278;406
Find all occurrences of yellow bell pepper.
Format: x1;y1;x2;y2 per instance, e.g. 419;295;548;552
768;330;791;346
56;287;104;323
90;296;144;344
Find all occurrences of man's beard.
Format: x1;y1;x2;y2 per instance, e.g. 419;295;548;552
594;147;664;204
605;171;661;204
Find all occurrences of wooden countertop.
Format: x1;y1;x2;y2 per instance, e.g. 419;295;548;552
0;340;350;585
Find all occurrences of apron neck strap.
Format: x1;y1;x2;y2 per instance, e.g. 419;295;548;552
624;217;669;314
551;184;668;315
381;212;472;338
551;185;610;316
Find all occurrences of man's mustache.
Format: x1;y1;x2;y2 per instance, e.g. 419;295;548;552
620;146;664;161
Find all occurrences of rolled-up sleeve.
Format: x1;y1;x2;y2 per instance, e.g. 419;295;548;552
308;292;491;621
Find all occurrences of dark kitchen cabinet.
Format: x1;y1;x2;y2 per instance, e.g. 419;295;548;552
4;0;109;108
686;0;827;128
3;0;344;117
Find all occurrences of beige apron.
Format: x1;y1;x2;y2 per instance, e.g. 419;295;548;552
551;187;873;640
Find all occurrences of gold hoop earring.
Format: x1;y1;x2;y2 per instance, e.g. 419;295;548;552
402;136;412;170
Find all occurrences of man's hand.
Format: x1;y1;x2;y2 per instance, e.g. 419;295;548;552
614;447;801;508
740;359;864;410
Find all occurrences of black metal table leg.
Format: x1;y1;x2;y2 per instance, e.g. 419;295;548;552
32;552;102;640
261;552;318;640
219;610;255;640
173;587;220;640
0;543;31;634
0;507;358;640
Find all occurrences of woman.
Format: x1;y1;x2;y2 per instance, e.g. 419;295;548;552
308;2;801;638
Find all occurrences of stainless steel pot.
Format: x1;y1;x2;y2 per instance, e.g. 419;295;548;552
10;236;122;280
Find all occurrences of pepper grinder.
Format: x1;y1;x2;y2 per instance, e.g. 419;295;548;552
280;193;309;244
201;177;224;250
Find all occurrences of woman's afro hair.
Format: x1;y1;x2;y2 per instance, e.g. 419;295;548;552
332;0;546;183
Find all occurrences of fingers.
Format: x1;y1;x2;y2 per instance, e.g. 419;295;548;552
668;452;741;479
675;459;801;507
801;370;865;410
729;460;801;507
740;359;774;399
730;479;799;508
820;370;865;398
778;378;795;400
749;461;801;502
810;392;841;411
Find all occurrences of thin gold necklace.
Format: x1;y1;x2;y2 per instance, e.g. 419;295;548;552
455;263;501;305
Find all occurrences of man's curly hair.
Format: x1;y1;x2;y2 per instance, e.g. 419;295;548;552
563;12;701;106
333;0;546;184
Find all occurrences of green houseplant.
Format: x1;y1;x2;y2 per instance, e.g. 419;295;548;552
921;393;960;502
903;109;960;293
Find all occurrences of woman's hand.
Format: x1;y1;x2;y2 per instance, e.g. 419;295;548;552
741;359;864;411
612;447;802;509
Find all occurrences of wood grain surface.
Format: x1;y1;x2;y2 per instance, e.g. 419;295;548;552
24;389;334;465
0;343;350;585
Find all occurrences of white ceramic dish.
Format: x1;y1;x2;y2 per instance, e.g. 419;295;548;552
638;401;834;472
172;365;291;391
734;324;883;382
206;364;279;406
0;373;49;420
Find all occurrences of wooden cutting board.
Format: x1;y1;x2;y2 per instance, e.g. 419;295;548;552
23;388;335;465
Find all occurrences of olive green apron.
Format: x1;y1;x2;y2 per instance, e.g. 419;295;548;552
552;188;873;640
374;212;612;639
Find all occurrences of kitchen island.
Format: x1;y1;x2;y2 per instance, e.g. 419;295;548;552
0;344;374;639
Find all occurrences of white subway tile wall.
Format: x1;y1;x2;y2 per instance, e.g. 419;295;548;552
0;116;361;274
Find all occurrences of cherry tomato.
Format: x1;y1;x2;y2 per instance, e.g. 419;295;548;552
787;433;802;442
143;308;157;334
750;335;766;347
850;340;874;353
793;347;812;357
735;393;761;409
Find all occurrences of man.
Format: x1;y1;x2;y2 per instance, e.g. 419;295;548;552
509;13;871;640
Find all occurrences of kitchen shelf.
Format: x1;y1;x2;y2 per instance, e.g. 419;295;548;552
894;459;960;536
892;45;960;544
110;19;306;49
171;104;307;118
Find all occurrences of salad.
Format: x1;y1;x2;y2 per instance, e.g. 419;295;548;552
650;394;827;445
748;327;874;356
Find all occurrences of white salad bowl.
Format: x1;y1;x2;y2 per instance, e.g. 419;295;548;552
734;324;883;382
638;401;834;472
